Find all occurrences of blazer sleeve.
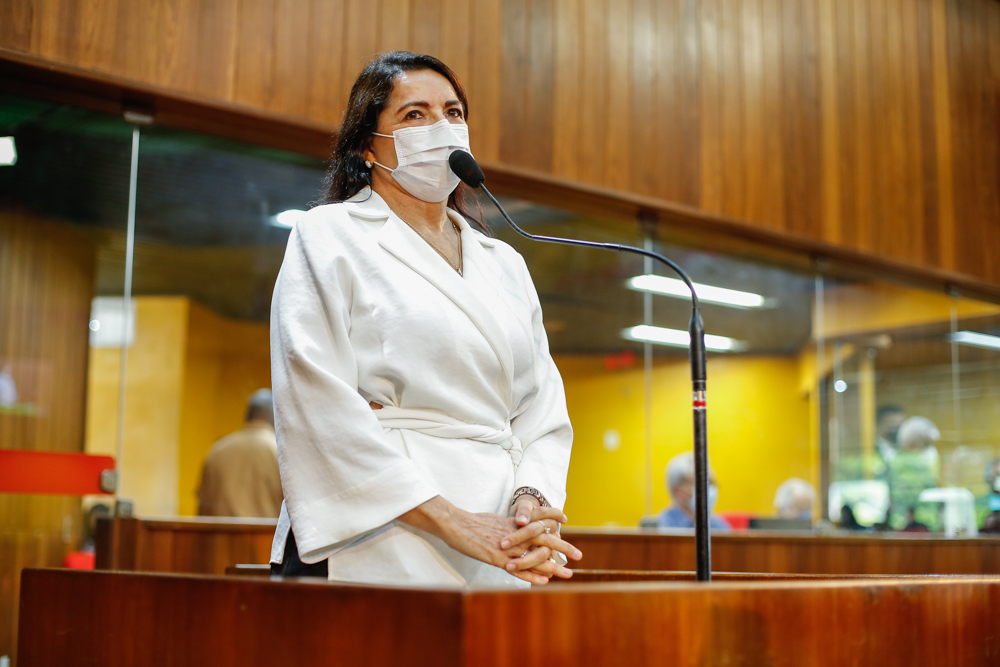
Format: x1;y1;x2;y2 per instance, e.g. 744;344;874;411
509;256;574;511
271;219;439;562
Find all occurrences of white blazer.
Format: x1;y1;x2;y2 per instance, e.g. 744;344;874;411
269;187;573;588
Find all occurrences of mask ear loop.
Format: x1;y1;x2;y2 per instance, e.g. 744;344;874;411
369;131;395;173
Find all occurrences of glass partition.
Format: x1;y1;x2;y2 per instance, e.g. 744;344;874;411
4;88;1000;537
819;278;1000;534
0;92;132;566
119;125;325;517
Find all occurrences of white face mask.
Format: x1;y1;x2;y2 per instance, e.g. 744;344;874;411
687;484;720;514
372;119;471;203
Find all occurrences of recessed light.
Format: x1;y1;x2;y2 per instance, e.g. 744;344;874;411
622;325;748;352
270;209;305;229
626;274;766;309
0;137;17;166
950;331;1000;351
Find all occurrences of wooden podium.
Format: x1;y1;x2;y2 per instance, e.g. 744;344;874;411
18;568;1000;666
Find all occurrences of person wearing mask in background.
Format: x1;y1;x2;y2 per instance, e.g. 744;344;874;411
198;389;283;518
887;416;941;530
773;478;817;521
656;452;731;530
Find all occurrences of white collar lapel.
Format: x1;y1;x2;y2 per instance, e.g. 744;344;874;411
376;203;515;408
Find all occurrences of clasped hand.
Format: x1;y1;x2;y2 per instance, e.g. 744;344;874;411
399;495;583;586
497;496;582;585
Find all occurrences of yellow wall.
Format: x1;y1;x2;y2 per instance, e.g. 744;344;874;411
177;302;271;516
86;297;188;516
555;354;814;527
85;297;270;516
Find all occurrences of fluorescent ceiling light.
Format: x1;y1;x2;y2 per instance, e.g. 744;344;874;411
626;274;766;309
271;209;305;229
0;137;16;166
950;331;1000;351
622;325;748;352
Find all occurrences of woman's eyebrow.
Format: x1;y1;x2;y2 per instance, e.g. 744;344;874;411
395;99;462;113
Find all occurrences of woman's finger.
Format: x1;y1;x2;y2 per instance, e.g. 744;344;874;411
505;545;552;572
511;497;537;526
523;533;583;561
501;519;560;554
512;569;551;585
527;558;574;580
530;506;569;525
503;529;582;562
500;519;550;550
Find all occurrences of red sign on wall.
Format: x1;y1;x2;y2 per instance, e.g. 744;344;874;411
0;450;115;495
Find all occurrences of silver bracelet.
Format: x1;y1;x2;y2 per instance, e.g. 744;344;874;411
510;486;549;508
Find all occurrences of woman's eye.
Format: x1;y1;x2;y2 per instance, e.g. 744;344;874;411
448;108;464;118
405;110;422;120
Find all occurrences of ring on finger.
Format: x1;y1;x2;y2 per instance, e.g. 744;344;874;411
521;550;530;558
536;520;551;534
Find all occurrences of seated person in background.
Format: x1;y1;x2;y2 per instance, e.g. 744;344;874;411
975;459;1000;528
887;416;941;530
874;405;906;477
198;389;283;518
839;504;868;531
900;507;930;533
656;452;731;531
773;478;816;520
981;511;1000;534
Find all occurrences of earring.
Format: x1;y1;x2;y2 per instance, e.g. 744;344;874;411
364;160;372;168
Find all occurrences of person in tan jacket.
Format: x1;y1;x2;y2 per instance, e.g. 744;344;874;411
198;389;283;518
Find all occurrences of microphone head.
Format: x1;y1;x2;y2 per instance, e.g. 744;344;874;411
449;150;485;189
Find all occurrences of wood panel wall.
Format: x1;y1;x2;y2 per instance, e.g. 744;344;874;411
0;206;95;662
1;0;998;286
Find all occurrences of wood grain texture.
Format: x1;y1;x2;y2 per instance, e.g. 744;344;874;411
0;208;95;662
96;519;1000;579
565;528;1000;575
19;569;464;666
18;568;1000;666
1;0;999;285
96;517;276;574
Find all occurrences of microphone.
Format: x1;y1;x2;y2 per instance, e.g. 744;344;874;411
449;150;713;582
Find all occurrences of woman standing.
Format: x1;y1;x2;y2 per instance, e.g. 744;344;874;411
269;51;581;587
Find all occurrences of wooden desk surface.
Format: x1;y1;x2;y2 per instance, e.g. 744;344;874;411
19;568;1000;666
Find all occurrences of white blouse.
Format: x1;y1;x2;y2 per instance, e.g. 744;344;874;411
269;188;573;588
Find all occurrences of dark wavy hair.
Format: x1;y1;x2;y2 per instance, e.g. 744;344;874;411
322;51;488;234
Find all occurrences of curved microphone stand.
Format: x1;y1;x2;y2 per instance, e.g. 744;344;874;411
448;150;712;581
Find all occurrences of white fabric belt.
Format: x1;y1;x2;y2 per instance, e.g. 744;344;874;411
373;407;522;466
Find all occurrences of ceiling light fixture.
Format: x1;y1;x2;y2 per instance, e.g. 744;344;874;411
622;325;748;352
950;331;1000;351
626;274;766;309
0;137;17;166
270;209;305;229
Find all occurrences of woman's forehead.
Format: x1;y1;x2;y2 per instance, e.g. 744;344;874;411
389;69;457;104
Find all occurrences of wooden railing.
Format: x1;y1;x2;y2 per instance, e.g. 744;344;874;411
97;518;1000;577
